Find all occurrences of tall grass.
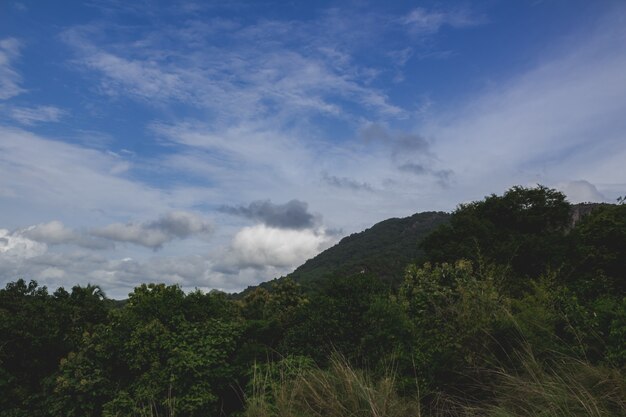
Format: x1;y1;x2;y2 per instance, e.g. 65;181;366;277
243;350;626;417
466;348;626;417
244;354;423;417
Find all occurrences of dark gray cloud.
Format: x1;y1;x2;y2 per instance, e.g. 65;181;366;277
361;123;453;186
148;211;212;238
220;199;317;229
321;172;373;192
399;162;454;185
360;123;430;157
398;162;428;175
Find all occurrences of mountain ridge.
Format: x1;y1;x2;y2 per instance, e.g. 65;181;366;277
239;202;607;296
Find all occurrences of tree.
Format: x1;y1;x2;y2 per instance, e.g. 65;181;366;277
421;185;571;289
49;283;245;417
565;204;626;298
398;261;509;392
0;280;111;417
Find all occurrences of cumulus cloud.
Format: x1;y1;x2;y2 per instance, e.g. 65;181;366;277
0;229;47;259
92;211;212;249
20;221;113;250
217;224;335;272
220;199;318;230
557;180;607;204
21;221;75;244
0;38;24;100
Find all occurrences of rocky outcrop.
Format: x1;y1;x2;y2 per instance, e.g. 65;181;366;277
569;203;607;228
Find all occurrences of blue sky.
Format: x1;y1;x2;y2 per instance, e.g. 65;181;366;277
1;0;625;298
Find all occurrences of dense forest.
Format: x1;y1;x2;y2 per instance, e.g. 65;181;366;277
1;186;625;416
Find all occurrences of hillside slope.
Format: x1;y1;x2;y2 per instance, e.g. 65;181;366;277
288;211;450;287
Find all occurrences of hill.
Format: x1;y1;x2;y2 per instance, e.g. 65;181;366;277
249;201;603;295
288;211;450;288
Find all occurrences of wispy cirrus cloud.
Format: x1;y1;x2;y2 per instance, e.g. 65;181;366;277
401;7;485;34
9;105;66;125
0;38;24;100
61;7;474;123
424;10;626;202
0;126;172;220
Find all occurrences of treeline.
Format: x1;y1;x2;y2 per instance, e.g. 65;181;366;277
1;186;625;416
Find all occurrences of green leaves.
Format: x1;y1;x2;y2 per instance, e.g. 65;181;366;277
0;280;111;417
421;185;571;284
38;283;247;417
398;261;509;388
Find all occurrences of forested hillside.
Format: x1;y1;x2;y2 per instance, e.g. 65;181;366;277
288;211;450;287
1;186;625;417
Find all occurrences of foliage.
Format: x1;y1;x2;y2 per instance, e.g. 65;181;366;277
421;185;571;286
398;261;512;393
47;283;245;417
564;203;626;298
285;211;450;289
244;354;423;417
280;274;401;366
0;280;111;417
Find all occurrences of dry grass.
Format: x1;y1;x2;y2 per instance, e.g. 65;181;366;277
244;354;423;417
465;349;626;417
243;350;626;417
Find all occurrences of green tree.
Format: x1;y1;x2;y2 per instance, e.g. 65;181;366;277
49;283;245;417
565;204;626;298
421;185;571;289
280;274;399;366
398;261;510;392
0;280;111;417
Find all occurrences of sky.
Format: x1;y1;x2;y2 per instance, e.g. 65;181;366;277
1;0;625;298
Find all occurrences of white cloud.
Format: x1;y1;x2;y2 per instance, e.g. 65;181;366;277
218;224;335;271
0;228;46;259
557;180;607;204
61;15;404;121
402;7;484;34
22;220;77;244
10;105;66;125
0;38;24;100
20;221;113;250
423;13;626;204
0;126;196;225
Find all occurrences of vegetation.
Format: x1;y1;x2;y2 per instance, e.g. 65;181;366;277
1;185;624;416
283;211;450;289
